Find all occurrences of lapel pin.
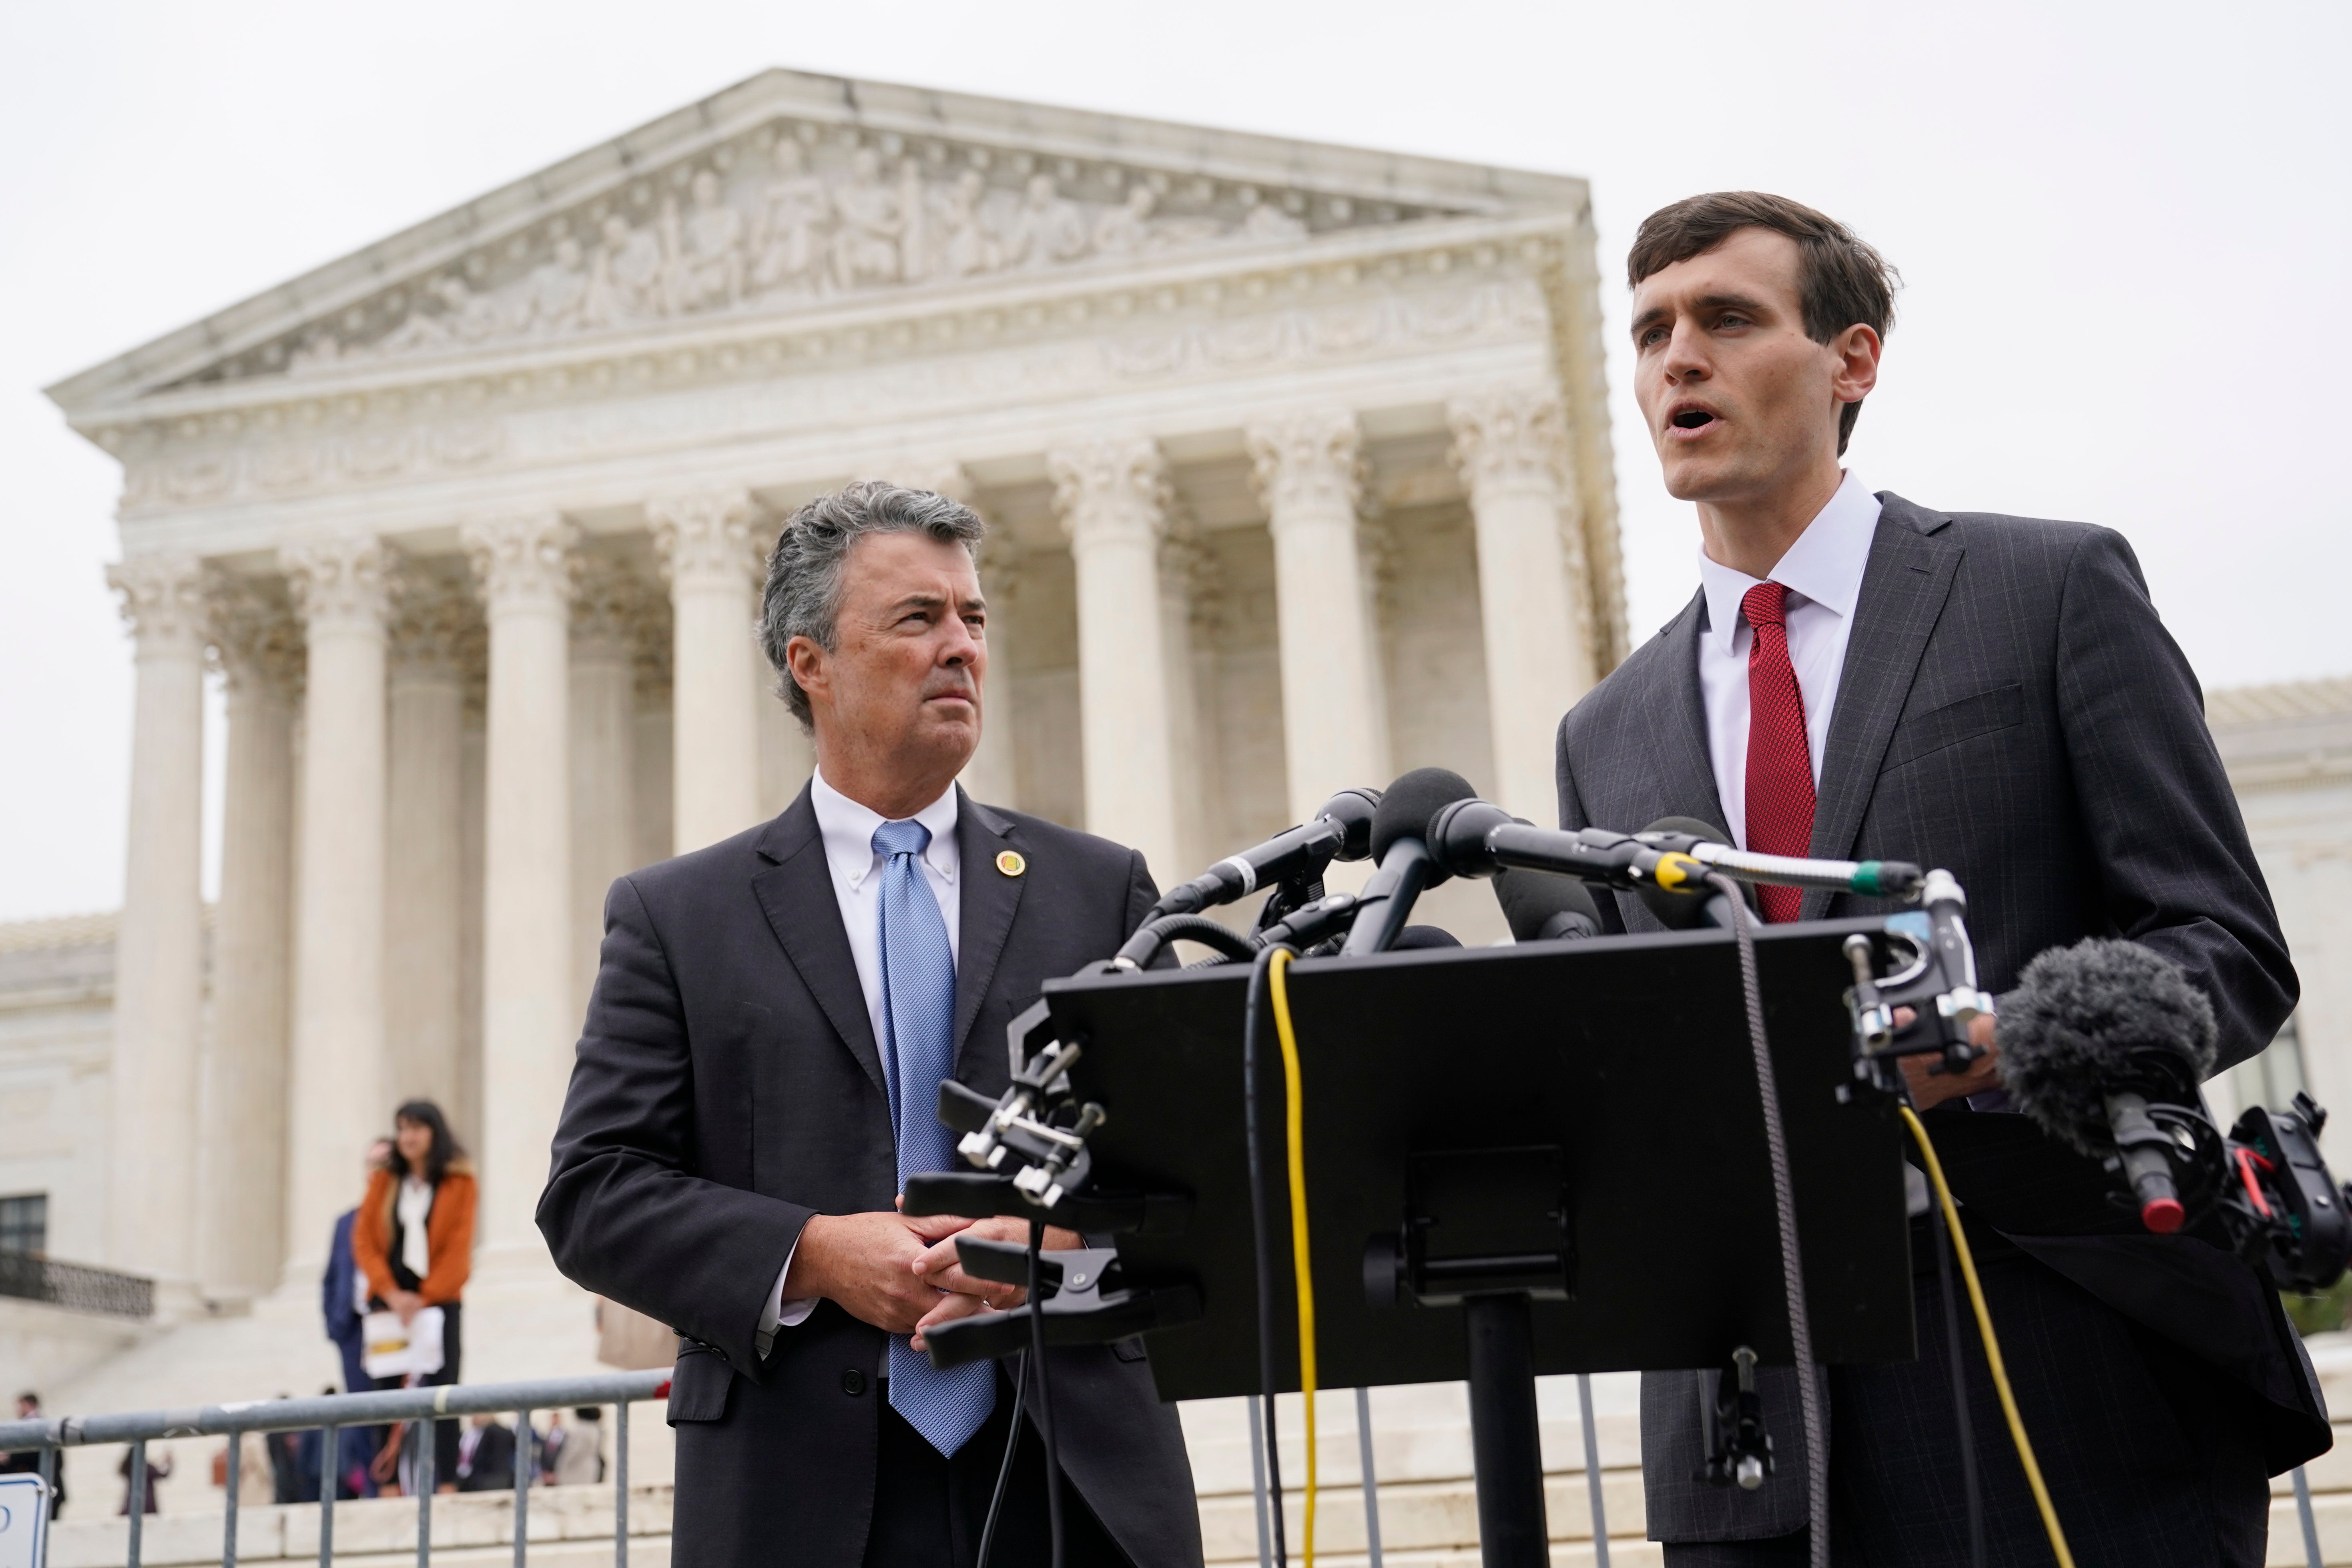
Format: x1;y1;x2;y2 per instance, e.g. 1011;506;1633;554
995;849;1027;878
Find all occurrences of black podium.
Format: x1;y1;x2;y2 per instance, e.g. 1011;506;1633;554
1027;917;1918;1561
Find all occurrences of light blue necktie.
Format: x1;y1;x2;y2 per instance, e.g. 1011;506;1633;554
873;818;996;1457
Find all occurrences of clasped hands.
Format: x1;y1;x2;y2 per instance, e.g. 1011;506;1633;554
783;1202;1080;1352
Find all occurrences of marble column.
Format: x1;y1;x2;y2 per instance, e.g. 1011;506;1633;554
961;529;1022;809
570;557;642;1003
460;511;578;1270
650;491;764;852
383;565;473;1117
279;534;394;1281
102;554;207;1292
1449;389;1597;824
1248;410;1391;825
1049;436;1182;883
194;572;302;1301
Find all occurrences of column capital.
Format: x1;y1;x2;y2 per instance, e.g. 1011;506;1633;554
1447;388;1571;501
462;511;579;610
648;489;765;586
281;534;395;633
204;567;305;700
572;554;656;654
387;561;483;681
108;553;208;656
1049;435;1170;553
1246;409;1365;521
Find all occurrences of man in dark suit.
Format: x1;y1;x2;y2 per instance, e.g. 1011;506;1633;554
453;1415;518;1492
1557;192;2320;1565
540;481;1200;1567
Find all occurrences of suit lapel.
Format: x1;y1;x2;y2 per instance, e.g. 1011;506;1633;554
1648;590;1735;834
749;785;887;1097
952;790;1024;1067
1801;494;1963;917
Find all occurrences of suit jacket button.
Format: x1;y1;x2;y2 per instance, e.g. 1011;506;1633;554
841;1368;867;1396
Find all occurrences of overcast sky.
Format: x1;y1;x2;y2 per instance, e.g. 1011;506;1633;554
1;0;2343;922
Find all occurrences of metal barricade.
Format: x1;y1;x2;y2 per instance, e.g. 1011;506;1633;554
0;1368;670;1568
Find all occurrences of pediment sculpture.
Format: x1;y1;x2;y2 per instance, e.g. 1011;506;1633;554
277;131;1383;381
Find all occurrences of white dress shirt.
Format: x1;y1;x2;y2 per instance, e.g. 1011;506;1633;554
396;1175;434;1283
1695;471;1883;849
757;770;963;1352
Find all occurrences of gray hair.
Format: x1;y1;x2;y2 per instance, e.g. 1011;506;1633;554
761;479;986;727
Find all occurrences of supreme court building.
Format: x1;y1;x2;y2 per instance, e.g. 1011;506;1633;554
41;69;1626;1323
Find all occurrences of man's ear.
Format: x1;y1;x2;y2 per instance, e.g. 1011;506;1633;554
784;634;828;708
1832;323;1882;408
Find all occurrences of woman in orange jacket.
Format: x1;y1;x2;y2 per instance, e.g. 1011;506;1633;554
351;1100;476;1492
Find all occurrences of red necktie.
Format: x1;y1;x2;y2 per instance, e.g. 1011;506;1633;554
1742;581;1816;923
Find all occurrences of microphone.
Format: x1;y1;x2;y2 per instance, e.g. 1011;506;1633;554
1341;768;1478;956
1494;868;1602;942
1426;797;1708;893
1145;787;1381;920
1634;818;1748;931
2000;937;2220;1234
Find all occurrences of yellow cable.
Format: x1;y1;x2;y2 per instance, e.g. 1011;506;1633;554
1899;1105;2075;1568
1268;948;1317;1567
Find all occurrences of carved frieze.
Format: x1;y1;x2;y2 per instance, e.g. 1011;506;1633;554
195;125;1384;390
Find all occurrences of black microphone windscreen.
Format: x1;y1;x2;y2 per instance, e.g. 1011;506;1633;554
1369;768;1479;863
1635;817;1742;930
1388;924;1463;951
1494;869;1603;944
2000;938;2219;1153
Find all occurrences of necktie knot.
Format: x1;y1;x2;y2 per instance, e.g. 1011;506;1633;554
1742;580;1791;632
872;819;931;860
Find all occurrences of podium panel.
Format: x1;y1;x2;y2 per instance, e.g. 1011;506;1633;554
1042;918;1915;1402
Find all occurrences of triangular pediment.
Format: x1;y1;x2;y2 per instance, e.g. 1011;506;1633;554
48;70;1587;416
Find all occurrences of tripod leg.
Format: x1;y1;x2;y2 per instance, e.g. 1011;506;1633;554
1463;1293;1547;1568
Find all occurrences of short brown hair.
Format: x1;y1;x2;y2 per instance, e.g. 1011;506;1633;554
1628;192;1899;455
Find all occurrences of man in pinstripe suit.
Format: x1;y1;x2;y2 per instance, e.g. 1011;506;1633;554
1556;192;2323;1565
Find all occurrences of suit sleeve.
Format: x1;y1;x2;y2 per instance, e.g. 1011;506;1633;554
2055;527;2297;1069
1554;710;1630;936
536;876;811;1374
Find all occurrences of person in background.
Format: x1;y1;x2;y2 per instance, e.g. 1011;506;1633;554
325;1140;393;1392
454;1414;517;1492
352;1101;476;1492
265;1399;301;1504
325;1138;393;1497
116;1446;170;1514
0;1392;64;1517
290;1386;365;1501
542;1407;605;1486
211;1431;273;1506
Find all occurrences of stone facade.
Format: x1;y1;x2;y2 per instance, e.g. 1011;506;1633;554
42;69;1624;1314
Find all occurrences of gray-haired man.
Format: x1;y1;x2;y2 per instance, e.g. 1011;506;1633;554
540;482;1201;1567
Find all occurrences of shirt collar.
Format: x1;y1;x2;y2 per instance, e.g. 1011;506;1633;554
811;768;960;892
1696;471;1884;654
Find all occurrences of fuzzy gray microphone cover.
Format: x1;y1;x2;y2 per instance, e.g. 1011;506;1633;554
1999;937;2218;1154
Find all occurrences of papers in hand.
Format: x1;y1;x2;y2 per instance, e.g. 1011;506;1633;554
361;1306;446;1379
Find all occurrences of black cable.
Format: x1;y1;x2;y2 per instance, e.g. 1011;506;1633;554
1028;1220;1064;1568
1243;944;1291;1568
1927;1167;1987;1568
1706;870;1827;1568
975;1350;1028;1568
